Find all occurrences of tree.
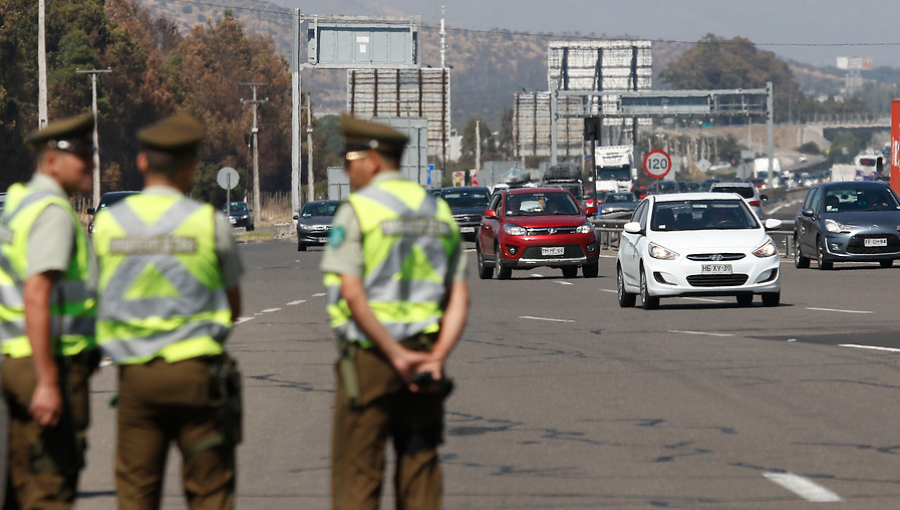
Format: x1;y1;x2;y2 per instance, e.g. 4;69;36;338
459;117;496;167
659;34;803;123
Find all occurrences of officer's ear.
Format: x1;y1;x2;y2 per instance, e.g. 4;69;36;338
136;152;149;174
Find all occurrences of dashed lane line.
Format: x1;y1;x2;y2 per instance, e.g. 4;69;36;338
806;307;873;314
764;472;843;503
840;344;900;353
519;315;575;323
669;330;735;337
287;300;307;306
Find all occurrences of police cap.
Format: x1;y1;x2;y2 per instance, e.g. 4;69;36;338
339;114;408;160
25;113;94;155
138;114;206;153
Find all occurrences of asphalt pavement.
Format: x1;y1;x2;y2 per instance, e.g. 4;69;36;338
76;238;900;509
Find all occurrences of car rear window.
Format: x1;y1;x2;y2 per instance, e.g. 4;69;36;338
711;186;755;199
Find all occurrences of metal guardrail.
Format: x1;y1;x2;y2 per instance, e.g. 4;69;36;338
590;215;798;256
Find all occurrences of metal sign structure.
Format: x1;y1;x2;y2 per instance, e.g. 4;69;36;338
306;15;420;69
291;10;425;215
513;92;585;159
347;69;450;161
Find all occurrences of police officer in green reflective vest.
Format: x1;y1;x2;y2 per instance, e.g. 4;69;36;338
321;114;470;510
0;113;99;509
93;114;243;510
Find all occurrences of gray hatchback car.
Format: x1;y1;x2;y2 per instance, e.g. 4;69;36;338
794;181;900;269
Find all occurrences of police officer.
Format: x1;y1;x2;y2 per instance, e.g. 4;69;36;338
321;114;470;510
92;114;243;510
0;113;98;509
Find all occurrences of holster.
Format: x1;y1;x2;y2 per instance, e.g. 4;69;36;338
205;354;243;446
338;340;361;409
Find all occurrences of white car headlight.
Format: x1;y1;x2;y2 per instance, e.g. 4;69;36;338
753;240;778;258
648;242;679;260
504;224;527;236
576;222;594;234
300;224;311;230
825;219;850;233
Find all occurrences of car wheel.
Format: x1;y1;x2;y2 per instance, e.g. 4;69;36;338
794;234;810;269
736;294;753;306
297;243;306;252
816;236;832;270
640;265;659;310
617;265;636;307
880;259;893;268
762;292;780;307
497;263;512;280
562;266;578;278
476;242;493;280
582;260;599;278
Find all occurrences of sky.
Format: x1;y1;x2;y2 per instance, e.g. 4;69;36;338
279;0;900;68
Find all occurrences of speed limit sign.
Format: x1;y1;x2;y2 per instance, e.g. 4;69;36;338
644;149;672;179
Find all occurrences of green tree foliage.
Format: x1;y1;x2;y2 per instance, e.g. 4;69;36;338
659;34;803;123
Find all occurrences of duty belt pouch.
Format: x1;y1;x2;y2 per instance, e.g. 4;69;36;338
206;354;243;445
338;341;361;409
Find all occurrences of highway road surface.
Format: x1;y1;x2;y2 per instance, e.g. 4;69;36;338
77;237;900;509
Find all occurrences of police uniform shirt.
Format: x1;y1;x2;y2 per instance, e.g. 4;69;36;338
25;173;98;290
319;171;467;280
140;186;244;288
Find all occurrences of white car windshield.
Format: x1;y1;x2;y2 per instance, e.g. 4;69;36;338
651;200;759;231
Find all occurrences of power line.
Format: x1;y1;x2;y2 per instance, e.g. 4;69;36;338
163;0;900;50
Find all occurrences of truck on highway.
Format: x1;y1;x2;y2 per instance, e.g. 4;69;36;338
594;145;635;192
753;157;782;179
542;163;585;206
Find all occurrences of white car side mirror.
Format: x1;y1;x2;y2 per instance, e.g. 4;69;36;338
624;221;643;234
764;218;783;230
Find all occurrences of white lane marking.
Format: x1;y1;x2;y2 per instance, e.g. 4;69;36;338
840;344;900;353
806;307;873;314
287;300;307;306
519;316;575;323
531;274;544;278
312;293;327;297
600;289;617;293
556;281;574;286
669;329;735;337
764;472;843;502
235;316;255;325
599;254;617;259
465;248;476;252
680;297;726;303
261;308;282;313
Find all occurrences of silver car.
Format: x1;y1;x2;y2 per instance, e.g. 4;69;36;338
794;181;900;269
709;182;767;220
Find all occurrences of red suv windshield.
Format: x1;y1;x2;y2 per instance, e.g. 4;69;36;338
505;192;580;217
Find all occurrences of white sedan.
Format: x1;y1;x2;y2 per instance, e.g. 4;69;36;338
617;193;783;309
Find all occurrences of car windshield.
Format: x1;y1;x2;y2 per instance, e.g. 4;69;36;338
99;193;137;211
440;189;490;209
606;193;637;204
824;187;900;213
599;168;631;181
651;199;759;231
711;186;755;199
505;192;580;216
301;202;338;217
558;184;583;200
226;202;248;213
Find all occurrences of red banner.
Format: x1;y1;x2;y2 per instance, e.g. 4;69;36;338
892;99;900;196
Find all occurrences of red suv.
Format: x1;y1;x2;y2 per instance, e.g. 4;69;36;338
476;188;600;279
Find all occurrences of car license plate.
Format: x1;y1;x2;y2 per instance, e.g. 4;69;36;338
459;227;475;233
701;264;732;274
542;246;565;256
865;238;887;247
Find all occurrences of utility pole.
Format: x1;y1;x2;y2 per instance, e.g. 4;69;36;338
292;8;302;216
37;0;47;128
241;83;268;226
76;67;111;209
475;119;481;174
306;93;314;203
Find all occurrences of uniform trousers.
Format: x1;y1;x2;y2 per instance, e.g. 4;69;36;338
116;356;236;510
1;354;91;510
332;334;449;510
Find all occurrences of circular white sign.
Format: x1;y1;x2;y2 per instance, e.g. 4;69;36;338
217;167;239;190
644;150;672;179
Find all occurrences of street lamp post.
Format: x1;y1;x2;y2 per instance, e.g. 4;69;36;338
76;67;111;209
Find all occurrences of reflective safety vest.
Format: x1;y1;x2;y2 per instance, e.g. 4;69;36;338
94;194;232;364
0;183;96;358
324;179;460;348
